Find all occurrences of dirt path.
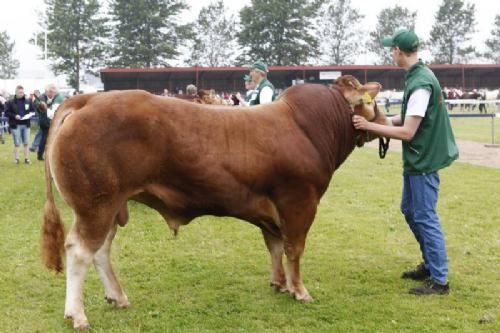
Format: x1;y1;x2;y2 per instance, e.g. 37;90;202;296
366;139;500;169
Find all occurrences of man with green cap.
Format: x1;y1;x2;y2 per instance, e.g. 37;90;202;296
248;61;275;105
236;74;257;106
352;29;458;296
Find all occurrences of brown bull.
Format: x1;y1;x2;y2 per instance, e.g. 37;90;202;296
42;76;388;329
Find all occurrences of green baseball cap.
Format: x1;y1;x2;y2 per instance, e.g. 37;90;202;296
382;29;419;52
250;61;268;73
243;74;252;82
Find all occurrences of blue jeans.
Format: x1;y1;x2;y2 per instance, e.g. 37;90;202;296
401;171;448;285
11;125;30;146
31;128;42;151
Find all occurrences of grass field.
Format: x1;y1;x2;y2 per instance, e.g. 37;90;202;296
0;130;498;332
385;105;500;144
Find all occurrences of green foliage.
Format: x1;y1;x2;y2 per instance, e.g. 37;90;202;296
317;0;364;65
108;0;191;67
484;15;500;63
0;31;19;79
0;127;499;332
40;0;108;90
369;6;417;65
429;0;477;64
238;0;319;65
188;0;238;67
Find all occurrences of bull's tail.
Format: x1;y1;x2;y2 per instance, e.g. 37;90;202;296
41;106;76;273
42;159;65;272
42;159;64;273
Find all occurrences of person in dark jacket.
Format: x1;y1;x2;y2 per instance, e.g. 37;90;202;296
34;84;64;160
4;85;36;164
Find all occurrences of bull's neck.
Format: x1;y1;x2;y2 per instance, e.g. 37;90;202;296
289;87;357;176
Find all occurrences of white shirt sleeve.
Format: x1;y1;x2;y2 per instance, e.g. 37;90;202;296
259;86;274;104
406;88;431;117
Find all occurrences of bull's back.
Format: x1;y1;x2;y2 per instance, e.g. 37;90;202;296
49;90;324;213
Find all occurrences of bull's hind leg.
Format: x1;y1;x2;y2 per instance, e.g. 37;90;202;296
261;230;287;292
64;225;95;329
93;223;130;308
64;214;113;329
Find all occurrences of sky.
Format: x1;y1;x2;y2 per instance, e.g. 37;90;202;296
0;0;498;80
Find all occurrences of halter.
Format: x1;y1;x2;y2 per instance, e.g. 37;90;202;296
344;89;391;159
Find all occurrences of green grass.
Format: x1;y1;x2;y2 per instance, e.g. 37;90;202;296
385;105;500;144
0;131;498;333
449;117;500;144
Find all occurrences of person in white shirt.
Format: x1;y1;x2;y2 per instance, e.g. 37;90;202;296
248;61;275;105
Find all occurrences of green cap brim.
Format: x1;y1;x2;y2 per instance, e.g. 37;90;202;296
382;37;394;47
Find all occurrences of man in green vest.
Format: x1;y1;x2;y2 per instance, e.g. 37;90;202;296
34;83;64;161
352;29;459;295
235;74;256;107
248;61;275;105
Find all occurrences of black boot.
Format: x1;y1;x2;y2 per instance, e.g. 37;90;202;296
409;279;449;295
401;262;430;280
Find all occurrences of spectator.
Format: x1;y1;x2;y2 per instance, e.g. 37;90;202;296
186;84;197;98
497;89;500;112
248;61;275;105
478;90;487;114
236;74;256;107
161;88;169;96
0;96;6;144
35;84;64;161
353;29;458;295
30;89;42;152
4;85;36;164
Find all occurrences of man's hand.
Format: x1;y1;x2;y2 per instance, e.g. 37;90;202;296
352;115;370;130
15;115;21;120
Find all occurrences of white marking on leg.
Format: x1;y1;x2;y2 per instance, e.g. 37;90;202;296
93;225;130;308
64;229;93;329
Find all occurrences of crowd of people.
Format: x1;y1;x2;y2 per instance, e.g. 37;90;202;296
160;61;278;107
0;60;277;164
0;84;64;164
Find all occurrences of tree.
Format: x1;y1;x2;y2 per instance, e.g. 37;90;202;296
238;0;319;66
484;14;500;63
369;6;417;65
188;0;238;67
36;0;108;90
108;0;191;68
429;0;476;64
0;31;19;79
316;0;364;65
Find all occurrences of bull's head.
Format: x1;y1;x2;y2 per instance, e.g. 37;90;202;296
334;75;390;147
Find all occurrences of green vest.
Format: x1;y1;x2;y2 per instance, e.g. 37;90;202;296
249;79;275;105
245;90;255;103
37;93;64;129
401;60;459;174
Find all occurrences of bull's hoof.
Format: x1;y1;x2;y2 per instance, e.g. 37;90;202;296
270;281;288;293
105;295;130;308
293;292;313;302
64;314;90;330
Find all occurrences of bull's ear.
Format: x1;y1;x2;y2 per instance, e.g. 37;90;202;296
335;75;360;89
361;82;382;99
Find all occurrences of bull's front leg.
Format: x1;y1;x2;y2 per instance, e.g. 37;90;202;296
284;237;313;302
279;191;317;302
261;230;287;292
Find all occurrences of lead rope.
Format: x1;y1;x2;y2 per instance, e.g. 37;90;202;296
379;137;390;159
